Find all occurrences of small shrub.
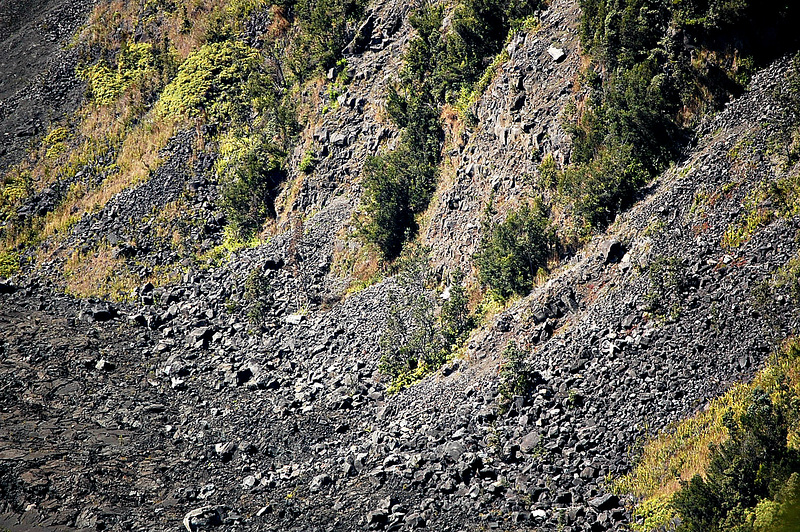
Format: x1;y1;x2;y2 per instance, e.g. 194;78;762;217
299;150;316;173
475;199;556;300
644;256;689;317
80;41;169;105
379;246;442;382
440;269;474;350
497;342;539;411
379;247;476;391
216;131;287;239
0;251;19;278
158;40;262;122
537;153;559;189
243;267;272;323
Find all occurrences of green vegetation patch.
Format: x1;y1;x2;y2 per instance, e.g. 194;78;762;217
475;199;556;301
497;341;540;412
558;0;800;237
380;246;474;393
359;0;543;261
216;130;287;238
615;338;800;531
0;251;19;278
158;40;262;121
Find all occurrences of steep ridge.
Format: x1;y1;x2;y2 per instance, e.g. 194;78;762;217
423;0;580;274
2;0;800;531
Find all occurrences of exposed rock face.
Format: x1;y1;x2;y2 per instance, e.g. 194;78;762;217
2;0;800;531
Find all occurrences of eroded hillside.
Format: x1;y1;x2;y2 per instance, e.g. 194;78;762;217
2;0;800;531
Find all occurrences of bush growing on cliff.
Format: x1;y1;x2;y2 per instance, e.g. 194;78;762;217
379;248;475;391
359;87;441;260
475;200;556;300
287;0;368;81
216;132;287;238
379;246;443;383
158;40;263;122
497;342;539;411
564;0;800;236
672;388;800;532
359;9;442;260
361;0;543;260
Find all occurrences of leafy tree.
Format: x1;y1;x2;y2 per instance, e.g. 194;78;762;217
379;245;443;378
673;388;800;532
475;200;556;299
441;269;474;350
497;342;539;410
379;248;475;387
217;132;286;238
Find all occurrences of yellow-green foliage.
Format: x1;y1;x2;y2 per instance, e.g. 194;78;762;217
42;126;70;144
616;338;800;531
81;42;158;105
386;361;435;394
0;251;19;278
722;172;800;249
455;48;510;117
722;187;771;249
772;255;800;304
158;40;261;121
216;130;260;175
0;168;31;217
769;171;800;218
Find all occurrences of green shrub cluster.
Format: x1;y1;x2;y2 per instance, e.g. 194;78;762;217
497;341;538;410
0;250;19;278
644;255;689;317
81;40;176;106
399;0;542;105
284;0;368;82
358;9;443;260
673;387;800;532
561;0;800;234
158;40;263;122
243;267;272;323
216;131;287;238
379;247;474;391
475;200;556;300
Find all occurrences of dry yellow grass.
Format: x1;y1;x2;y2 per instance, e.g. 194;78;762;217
38;115;179;246
63;244;182;301
64;246;139;301
616;338;800;531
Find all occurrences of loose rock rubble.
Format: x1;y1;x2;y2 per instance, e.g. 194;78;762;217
2;0;800;530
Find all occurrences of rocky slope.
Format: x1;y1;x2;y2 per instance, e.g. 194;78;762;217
2;0;800;531
0;0;94;171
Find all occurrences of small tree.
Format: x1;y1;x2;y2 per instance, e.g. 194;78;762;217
497;342;538;410
441;269;473;350
475;199;556;300
379;248;476;389
379;245;442;377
